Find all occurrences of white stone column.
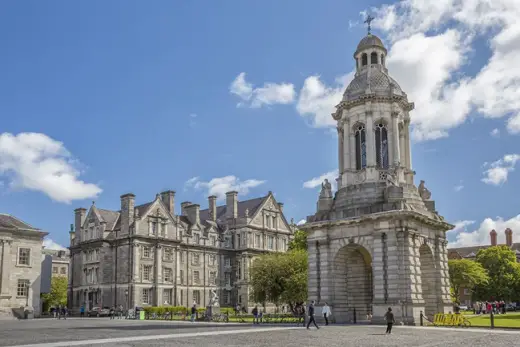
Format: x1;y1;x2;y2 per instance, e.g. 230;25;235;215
392;113;400;166
349;131;356;169
404;120;412;169
0;240;12;295
366;112;375;166
343;119;351;170
399;128;406;166
156;246;162;283
337;126;344;173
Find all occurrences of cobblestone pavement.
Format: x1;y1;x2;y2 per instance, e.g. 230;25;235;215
0;318;519;347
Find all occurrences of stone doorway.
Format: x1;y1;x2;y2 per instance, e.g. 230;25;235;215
419;244;438;318
333;244;373;323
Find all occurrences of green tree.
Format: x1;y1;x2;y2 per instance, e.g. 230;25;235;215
249;249;307;313
288;229;307;251
448;259;489;304
474;246;520;301
41;276;68;309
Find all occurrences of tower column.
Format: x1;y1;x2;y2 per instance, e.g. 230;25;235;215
399;126;406;166
337;126;344;174
343;117;351;171
366;112;376;167
392;112;400;166
404;120;412;169
349;130;356;170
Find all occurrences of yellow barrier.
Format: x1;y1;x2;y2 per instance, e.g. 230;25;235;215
432;313;466;326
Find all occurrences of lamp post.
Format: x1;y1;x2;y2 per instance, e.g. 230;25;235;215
125;289;129;312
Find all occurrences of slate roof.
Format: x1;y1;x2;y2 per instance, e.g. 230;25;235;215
199;196;266;222
97;209;120;230
448;243;520;259
0;213;41;231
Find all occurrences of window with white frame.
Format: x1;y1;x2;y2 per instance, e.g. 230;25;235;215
17;279;29;297
237;260;242;280
164;248;173;261
18;248;30;266
267;236;274;250
143;265;153;281
225;273;231;286
180;270;184;284
282;238;287;251
194;233;200;244
224;257;230;267
192;253;200;266
193;271;200;284
236;233;241;248
151;222;157;235
60;267;67;275
143;247;151;258
273;216;278;229
164;268;173;282
209;271;217;285
193;290;201;305
255;234;261;248
52;266;58;274
163;289;172;305
95;267;99;282
210;236;216;246
223;290;230;304
160;223;166;237
225;236;231;248
180;251;185;263
142;288;150;304
209;254;216;266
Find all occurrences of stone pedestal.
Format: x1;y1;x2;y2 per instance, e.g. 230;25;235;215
206;305;220;317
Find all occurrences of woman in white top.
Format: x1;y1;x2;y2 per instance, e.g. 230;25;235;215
322;303;331;326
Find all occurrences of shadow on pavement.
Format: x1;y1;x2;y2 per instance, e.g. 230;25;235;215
74;323;249;331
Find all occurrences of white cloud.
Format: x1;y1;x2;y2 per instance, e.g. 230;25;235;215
185;175;265;200
296;74;353;128
230;72;296;108
43;238;67;250
490;128;500;137
0;133;102;203
454;185;464;192
449;215;520;248
297;219;306;226
303;170;339;191
481;154;520;186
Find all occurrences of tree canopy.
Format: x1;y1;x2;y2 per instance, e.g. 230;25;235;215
249;249;307;312
474;246;520;301
41;276;68;308
288;229;307;251
448;259;489;303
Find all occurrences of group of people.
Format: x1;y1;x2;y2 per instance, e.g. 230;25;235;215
50;305;68;319
472;301;508;315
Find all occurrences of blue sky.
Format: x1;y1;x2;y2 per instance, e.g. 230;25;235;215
1;0;519;249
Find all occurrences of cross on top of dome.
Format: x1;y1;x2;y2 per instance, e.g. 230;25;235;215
364;14;375;35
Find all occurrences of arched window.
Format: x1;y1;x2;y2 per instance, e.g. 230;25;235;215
371;52;378;64
375;123;389;169
361;53;368;66
355;125;367;170
381;54;385;66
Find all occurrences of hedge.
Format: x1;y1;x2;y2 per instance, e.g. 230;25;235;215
142;306;236;316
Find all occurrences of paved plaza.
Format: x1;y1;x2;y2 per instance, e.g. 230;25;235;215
0;319;519;347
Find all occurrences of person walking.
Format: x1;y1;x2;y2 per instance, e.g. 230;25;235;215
306;301;319;330
384;307;395;334
252;306;259;324
191;304;196;322
322;302;331;326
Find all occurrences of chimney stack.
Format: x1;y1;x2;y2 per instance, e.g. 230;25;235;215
208;195;217;221
505;228;513;247
278;202;284;213
120;193;136;235
160;190;175;215
69;223;76;245
74;208;86;242
226;191;238;219
180;201;192;216
185;204;200;225
490;229;497;246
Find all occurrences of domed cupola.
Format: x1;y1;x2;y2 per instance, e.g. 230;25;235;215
342;32;405;103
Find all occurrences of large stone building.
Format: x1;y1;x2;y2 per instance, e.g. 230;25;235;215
300;30;454;324
42;248;70;278
0;214;47;319
448;229;520;306
68;190;294;312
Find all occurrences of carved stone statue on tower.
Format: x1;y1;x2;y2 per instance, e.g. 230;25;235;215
320;179;333;199
418;180;431;200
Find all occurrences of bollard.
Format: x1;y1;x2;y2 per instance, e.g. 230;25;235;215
490;310;495;329
420;311;423;326
353;308;357;324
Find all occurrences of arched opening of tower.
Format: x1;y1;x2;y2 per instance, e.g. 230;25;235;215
375;123;389;169
361;53;368;66
354;125;367;170
371;52;378;64
333;244;373;323
419;244;438;318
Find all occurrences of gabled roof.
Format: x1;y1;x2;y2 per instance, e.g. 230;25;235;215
0;213;41;231
97;209;120;230
199;196;266;222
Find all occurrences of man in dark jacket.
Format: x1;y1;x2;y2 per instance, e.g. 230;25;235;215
384;307;395;334
306;301;319;329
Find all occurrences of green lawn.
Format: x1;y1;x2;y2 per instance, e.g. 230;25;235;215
467;313;520;328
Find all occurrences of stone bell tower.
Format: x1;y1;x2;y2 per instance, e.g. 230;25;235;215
300;20;454;325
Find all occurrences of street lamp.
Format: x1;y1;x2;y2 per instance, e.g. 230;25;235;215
125;289;129;311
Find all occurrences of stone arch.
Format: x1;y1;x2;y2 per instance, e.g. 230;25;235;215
352;123;367;170
361;53;368;66
332;243;373;323
419;243;438;318
370;51;378;64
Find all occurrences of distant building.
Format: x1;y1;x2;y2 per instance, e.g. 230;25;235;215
42;248;70;278
447;229;520;306
0;214;47;319
68;190;295;312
